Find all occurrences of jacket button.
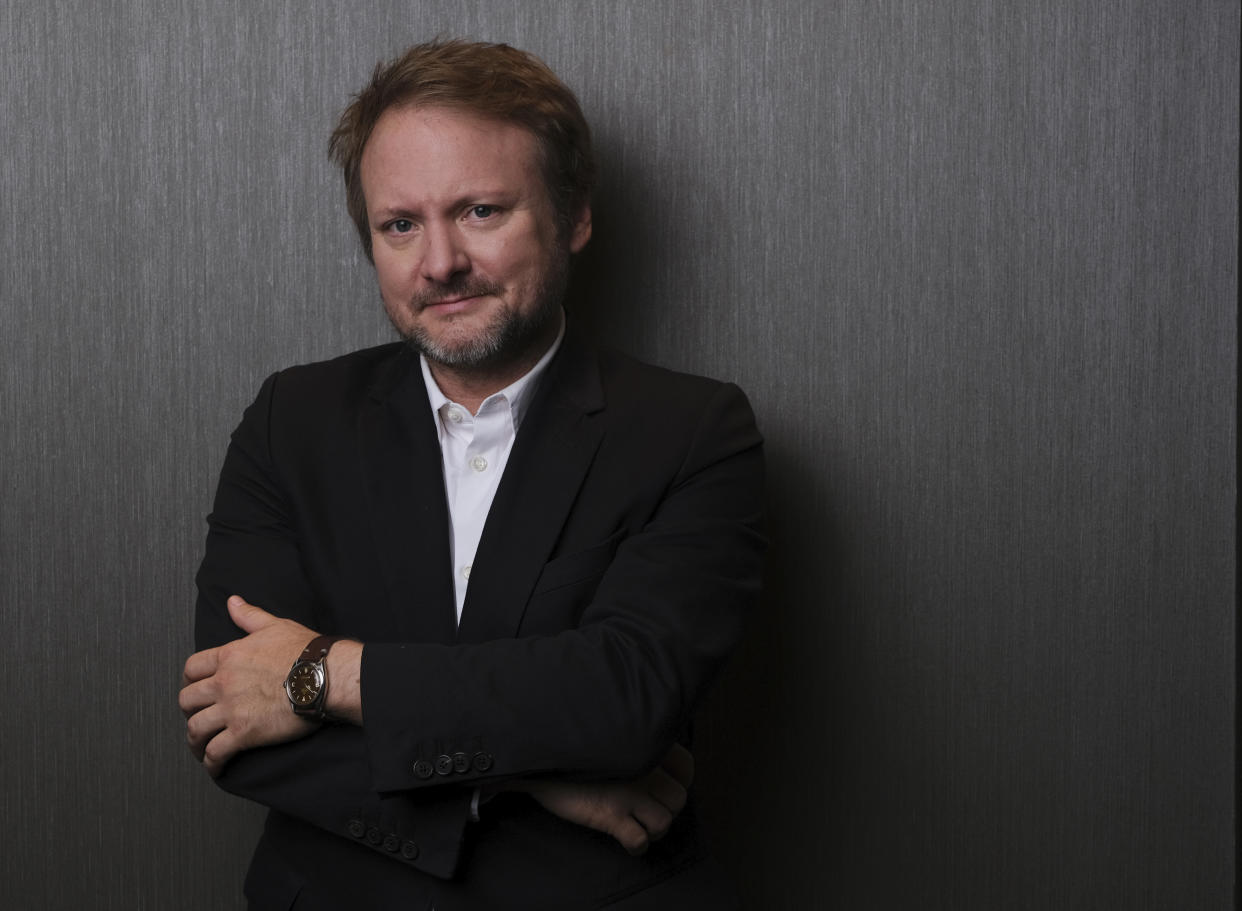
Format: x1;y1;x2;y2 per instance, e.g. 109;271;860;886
383;834;401;853
347;818;366;839
401;840;420;860
472;751;494;772
413;759;434;779
366;826;382;845
435;754;454;776
452;752;470;773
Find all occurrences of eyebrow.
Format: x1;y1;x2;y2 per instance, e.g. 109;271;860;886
369;188;519;221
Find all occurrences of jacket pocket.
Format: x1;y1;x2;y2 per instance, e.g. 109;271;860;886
530;529;625;595
519;532;626;634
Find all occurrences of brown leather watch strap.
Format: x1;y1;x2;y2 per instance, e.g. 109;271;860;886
300;635;343;662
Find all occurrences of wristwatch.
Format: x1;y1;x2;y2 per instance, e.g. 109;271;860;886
284;635;343;720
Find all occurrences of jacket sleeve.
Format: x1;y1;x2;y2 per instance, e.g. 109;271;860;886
194;371;474;880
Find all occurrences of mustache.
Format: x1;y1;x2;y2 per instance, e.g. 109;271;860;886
411;279;504;309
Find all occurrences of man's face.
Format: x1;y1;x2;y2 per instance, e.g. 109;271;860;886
360;105;591;371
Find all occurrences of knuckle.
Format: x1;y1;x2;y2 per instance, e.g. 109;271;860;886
203;739;227;767
624;832;649;856
214;662;235;687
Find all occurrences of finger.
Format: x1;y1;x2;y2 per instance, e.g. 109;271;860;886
186;704;227;762
227;595;271;633
182;648;220;686
609;815;650;856
644;766;688;816
177;678;216;718
630;798;675;843
659;742;694;788
203;727;241;778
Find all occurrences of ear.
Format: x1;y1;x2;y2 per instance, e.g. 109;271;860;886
568;204;592;253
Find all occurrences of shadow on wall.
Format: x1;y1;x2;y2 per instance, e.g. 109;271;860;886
564;155;666;348
697;450;852;904
565;136;725;362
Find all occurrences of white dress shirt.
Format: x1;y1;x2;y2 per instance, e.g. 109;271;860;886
419;312;566;625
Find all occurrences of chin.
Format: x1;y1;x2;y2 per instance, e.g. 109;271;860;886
398;322;506;369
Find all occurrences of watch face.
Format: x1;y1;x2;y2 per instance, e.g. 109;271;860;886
287;662;323;706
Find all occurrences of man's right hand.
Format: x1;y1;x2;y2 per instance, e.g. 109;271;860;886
507;743;695;856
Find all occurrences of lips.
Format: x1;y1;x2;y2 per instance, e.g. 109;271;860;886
414;282;502;312
427;294;479;307
422;294;487;315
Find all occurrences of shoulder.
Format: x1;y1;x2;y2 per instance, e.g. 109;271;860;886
596;348;728;399
267;342;409;402
547;345;763;461
235;342;414;441
592;348;757;428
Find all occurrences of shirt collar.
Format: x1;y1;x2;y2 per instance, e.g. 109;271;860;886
419;308;566;431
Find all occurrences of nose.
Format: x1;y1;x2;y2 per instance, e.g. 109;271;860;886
420;221;470;284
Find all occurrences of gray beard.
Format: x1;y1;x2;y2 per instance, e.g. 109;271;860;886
396;252;569;372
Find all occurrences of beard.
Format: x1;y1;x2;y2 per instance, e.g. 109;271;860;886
393;247;570;371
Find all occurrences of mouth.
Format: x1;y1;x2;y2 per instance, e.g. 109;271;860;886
421;294;486;313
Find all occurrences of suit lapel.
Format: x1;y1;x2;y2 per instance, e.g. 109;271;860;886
456;337;605;643
357;349;459;645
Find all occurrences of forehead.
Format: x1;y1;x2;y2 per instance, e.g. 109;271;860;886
360;105;544;206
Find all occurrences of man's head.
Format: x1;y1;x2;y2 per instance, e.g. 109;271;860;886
330;41;595;378
329;40;595;261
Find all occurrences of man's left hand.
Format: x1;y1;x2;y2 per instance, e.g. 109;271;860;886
510;743;695;855
179;596;318;777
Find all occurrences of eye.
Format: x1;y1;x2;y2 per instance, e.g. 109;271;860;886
388;218;414;234
469;205;497;219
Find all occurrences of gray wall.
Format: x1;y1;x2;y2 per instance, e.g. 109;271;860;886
2;1;1235;908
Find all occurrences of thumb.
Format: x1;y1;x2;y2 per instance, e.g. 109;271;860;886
227;595;271;633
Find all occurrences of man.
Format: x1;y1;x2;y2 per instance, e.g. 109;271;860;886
180;40;764;910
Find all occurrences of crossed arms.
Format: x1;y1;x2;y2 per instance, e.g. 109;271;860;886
178;352;765;878
180;595;693;854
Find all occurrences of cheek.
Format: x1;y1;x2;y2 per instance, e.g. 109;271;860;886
486;237;547;286
371;252;410;296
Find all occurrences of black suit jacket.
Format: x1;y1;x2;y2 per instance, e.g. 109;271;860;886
195;334;765;910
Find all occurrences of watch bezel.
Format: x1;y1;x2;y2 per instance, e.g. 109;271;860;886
285;659;326;714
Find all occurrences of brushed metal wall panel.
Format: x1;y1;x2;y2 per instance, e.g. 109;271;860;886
1;1;1235;908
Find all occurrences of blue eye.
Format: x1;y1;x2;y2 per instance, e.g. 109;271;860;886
390;219;413;233
470;205;497;219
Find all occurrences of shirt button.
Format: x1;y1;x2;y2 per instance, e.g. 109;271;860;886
461;564;472;580
470;455;488;472
447;407;464;423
